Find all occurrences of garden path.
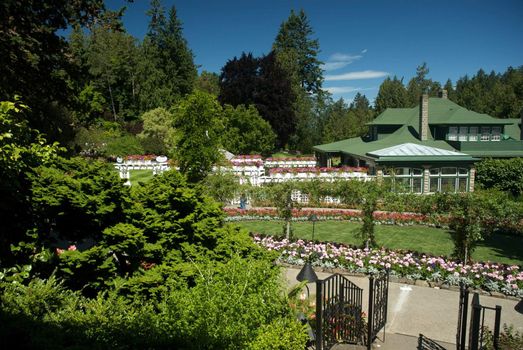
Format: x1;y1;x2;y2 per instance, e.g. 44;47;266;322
285;267;523;349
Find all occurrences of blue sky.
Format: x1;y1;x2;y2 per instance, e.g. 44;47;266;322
108;0;523;103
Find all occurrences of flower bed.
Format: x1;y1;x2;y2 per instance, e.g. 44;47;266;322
254;235;523;297
125;154;157;161
269;166;368;175
224;208;450;227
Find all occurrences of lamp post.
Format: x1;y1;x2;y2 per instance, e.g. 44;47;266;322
308;214;318;241
296;261;319;298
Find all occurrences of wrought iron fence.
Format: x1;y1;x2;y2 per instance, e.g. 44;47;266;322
315;274;364;350
367;271;389;350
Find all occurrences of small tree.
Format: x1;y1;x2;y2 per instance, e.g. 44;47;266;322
269;182;298;239
172;91;224;183
354;181;385;248
449;193;485;262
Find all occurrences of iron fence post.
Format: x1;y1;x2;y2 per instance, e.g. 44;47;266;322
367;276;374;350
458;285;469;350
493;305;502;350
469;293;481;350
316;279;323;350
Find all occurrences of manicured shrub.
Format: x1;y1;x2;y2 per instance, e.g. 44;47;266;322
476;158;523;197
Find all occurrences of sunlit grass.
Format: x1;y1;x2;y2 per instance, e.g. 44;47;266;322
234;220;523;265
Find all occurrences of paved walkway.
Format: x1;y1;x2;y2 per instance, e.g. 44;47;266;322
285;267;523;350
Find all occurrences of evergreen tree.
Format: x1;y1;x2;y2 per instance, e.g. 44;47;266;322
374;76;409;114
137;2;196;112
273;9;323;95
406;62;441;105
443;79;456;101
0;0;111;143
87;25;139;121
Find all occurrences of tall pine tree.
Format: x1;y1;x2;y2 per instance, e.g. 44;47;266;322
273;9;323;95
137;1;196;112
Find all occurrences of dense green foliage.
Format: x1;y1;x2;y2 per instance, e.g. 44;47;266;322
172;91;224;182
221;104;277;156
1;258;307;350
219;51;297;148
375;64;523;119
476;158;523;197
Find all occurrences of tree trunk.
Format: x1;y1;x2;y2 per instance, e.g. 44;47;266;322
108;83;117;121
286;220;291;239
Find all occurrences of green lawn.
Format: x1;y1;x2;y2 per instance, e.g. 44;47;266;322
129;170;154;186
235;220;523;265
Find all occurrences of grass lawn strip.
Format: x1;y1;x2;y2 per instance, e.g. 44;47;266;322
234;220;523;266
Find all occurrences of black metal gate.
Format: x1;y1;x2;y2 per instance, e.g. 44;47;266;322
366;271;389;349
456;285;502;350
315;274;364;350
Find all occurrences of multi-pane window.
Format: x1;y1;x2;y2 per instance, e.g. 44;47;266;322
446;126;503;141
468;127;478;141
458;127;468;141
428;167;469;193
448;127;458;141
491;127;501;141
481;127;490;141
384;167;423;193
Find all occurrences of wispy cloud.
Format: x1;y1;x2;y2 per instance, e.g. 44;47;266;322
325;70;389;81
325;86;376;94
361;49;368;54
322;52;363;71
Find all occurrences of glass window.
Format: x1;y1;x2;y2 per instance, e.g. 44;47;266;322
458;178;468;192
429;177;439;192
411;168;423;176
430;168;439;176
469;127;478;141
441;178;456;192
441;167;457;175
458;127;468;141
491;127;501;141
448;127;458;141
413;178;423;193
395;167;409;176
481;127;490;141
458;168;468;175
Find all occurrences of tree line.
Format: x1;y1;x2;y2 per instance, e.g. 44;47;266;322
1;1;521;161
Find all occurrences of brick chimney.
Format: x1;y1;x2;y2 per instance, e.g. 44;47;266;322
419;94;429;141
440;89;448;99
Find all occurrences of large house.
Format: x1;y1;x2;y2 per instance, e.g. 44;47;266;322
313;92;523;193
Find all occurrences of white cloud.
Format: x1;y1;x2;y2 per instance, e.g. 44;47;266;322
361;49;368;54
326;86;376;94
325;70;389;81
322;52;363;71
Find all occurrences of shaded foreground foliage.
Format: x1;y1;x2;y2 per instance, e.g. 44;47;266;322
1;257;307;350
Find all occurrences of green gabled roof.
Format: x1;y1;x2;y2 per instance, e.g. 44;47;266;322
504;118;522;140
368;98;511;126
314;125;456;159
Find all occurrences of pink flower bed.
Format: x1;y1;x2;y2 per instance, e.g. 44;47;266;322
125;154;157;161
265;157;316;162
224;207;449;227
269;166;368;175
254;235;523;296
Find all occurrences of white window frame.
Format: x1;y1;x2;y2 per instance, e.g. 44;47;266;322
448;126;458;141
481;127;490;141
491;126;501;141
469;127;478;142
458;127;468;141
